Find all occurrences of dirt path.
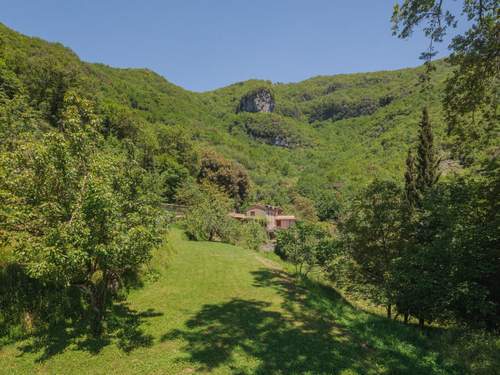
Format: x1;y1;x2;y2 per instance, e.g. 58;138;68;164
254;255;283;271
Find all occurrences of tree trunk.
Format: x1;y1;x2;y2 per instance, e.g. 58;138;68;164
418;317;425;329
404;312;409;324
386;304;392;319
90;283;107;337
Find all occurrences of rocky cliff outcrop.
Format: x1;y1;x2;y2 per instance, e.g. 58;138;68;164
237;88;275;113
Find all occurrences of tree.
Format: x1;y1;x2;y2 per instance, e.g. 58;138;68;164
338;180;404;318
239;219;268;251
415;108;440;193
275;221;329;277
179;182;236;242
392;0;499;163
393;169;500;329
315;190;342;222
0;92;165;335
291;193;319;222
398;108;442;327
404;149;419;208
198;151;250;208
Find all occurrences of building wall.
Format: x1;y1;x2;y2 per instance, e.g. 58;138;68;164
276;219;294;229
245;206;294;232
247;208;266;217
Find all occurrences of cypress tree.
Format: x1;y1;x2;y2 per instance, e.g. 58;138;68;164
416;107;439;193
397;108;442;329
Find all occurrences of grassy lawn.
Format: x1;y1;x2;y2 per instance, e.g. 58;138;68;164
0;229;494;374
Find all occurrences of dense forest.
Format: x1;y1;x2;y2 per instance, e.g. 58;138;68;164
0;0;499;372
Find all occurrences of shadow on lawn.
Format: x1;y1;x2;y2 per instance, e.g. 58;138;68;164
17;303;162;362
162;268;458;375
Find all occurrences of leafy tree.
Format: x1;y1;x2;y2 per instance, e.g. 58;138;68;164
0;93;165;335
238;219;268;251
198;151;250;208
156;125;199;175
25;55;82;125
392;0;499;163
338;180;404;318
291;193;319;222
101;102;141;139
179;182;236;242
275;221;329;276
393;168;500;329
315;190;342;221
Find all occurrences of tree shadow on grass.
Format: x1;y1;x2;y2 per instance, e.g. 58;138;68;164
161;268;461;375
16;303;162;362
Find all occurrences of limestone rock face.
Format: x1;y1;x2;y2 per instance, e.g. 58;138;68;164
237;88;275;113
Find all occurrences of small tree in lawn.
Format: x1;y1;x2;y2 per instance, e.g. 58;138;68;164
275;222;329;277
179;182;235;242
240;218;268;251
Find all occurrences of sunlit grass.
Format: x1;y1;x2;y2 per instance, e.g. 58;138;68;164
0;229;497;374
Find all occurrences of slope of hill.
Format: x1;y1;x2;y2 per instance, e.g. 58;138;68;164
2;23;499;374
0;22;452;213
0;228;490;375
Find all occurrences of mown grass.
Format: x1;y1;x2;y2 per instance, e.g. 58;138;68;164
0;229;498;374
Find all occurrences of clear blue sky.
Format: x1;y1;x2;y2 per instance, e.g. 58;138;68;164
1;0;465;92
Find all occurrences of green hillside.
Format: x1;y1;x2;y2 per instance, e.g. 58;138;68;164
0;229;490;375
0;22;452;213
0;18;499;375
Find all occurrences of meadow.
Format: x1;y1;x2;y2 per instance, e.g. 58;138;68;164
2;229;496;375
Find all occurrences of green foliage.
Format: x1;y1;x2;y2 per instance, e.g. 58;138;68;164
230;112;309;148
404;149;419;208
392;0;499;164
180;182;236;242
331;158;500;329
290;193;319;221
394;164;500;329
308;96;386;122
237;219;268;251
198;150;250;208
0;22;458;216
275;221;330;276
0;91;166;335
0;19;498;342
314;190;342;221
394;103;446;326
416;107;440;193
2;228;498;374
335;180;404;317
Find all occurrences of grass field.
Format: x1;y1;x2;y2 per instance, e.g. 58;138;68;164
0;229;497;374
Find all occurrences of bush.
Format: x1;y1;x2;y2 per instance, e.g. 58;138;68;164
275;221;330;276
180;182;236;242
238;219;268;251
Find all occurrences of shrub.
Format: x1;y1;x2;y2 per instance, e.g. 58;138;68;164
275;221;330;276
238;219;268;251
180;182;236;242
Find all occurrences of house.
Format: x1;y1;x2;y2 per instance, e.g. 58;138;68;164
229;204;296;233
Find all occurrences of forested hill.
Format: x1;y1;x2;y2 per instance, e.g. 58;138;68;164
0;22;453;215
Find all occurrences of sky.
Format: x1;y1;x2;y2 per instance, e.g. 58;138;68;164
0;0;466;92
